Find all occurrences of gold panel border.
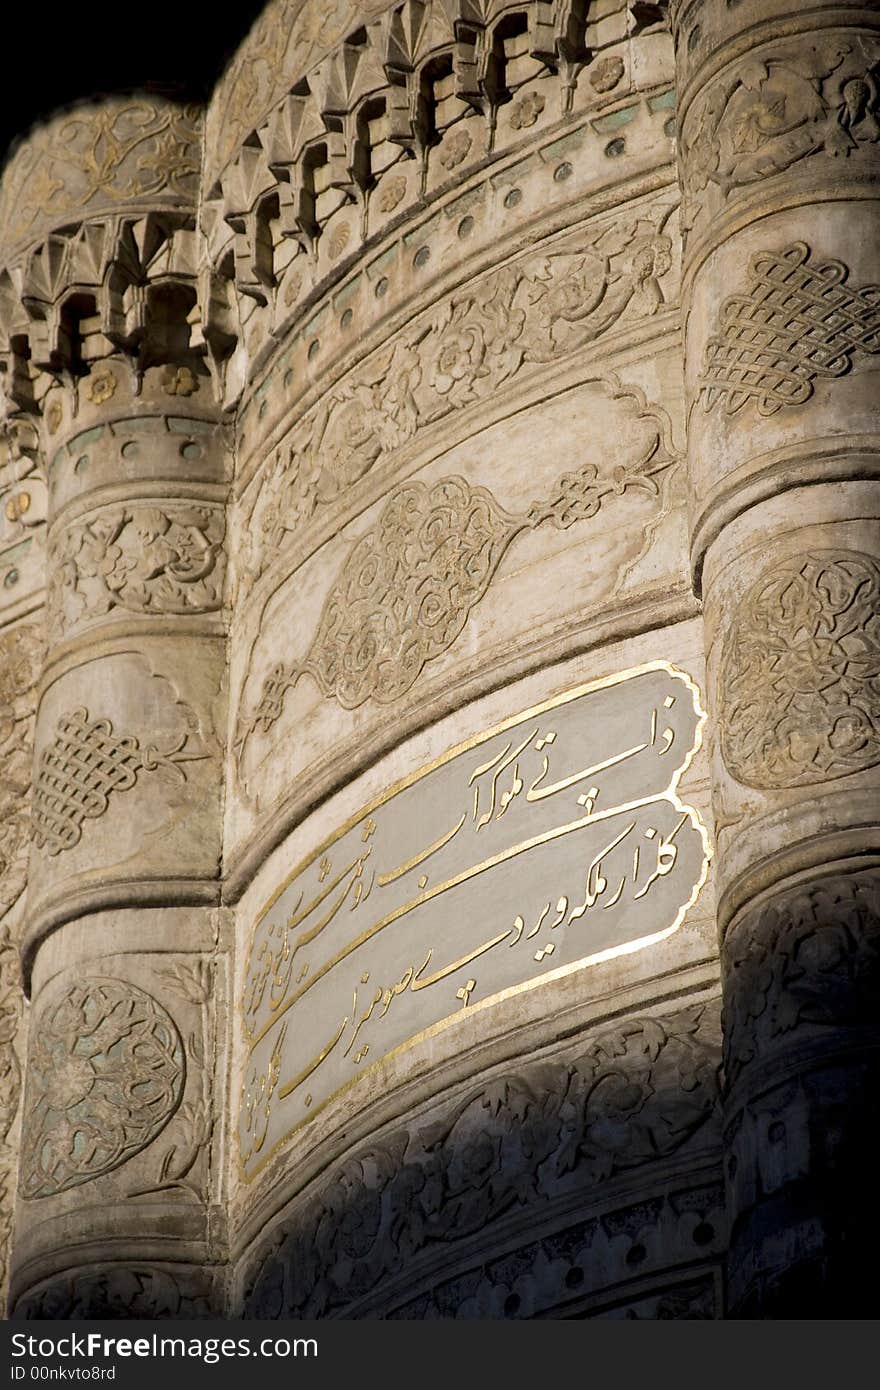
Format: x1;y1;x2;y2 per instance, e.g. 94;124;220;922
238;660;712;1183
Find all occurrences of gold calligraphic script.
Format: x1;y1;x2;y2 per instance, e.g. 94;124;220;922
238;663;711;1179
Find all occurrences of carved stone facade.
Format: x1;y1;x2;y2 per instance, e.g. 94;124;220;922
0;0;876;1320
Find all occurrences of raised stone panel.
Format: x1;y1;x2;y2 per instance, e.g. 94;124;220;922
238;661;711;1179
227;358;691;868
24;646;225;966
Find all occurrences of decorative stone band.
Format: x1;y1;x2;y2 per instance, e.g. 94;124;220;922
699;244;880;418
206;0;611;194
47;502;226;643
236;203;677;593
238;663;710;1181
721;868;880;1092
235;432;675;754
0;100;202;262
13;1264;215;1320
676;25;880;242
242;999;722;1318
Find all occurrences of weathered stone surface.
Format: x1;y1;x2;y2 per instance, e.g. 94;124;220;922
0;0;875;1319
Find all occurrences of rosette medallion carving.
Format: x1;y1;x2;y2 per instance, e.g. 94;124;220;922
719;549;880;789
21;979;185;1199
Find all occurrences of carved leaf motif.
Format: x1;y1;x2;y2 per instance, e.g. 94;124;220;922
21;978;185;1199
682;38;880;215
15;1266;213;1319
48;504;225;640
157;958;213;1006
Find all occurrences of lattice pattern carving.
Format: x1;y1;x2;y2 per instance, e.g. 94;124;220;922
700;243;880;416
32;708;204;856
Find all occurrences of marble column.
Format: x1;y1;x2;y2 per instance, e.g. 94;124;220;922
672;0;880;1314
0;99;232;1318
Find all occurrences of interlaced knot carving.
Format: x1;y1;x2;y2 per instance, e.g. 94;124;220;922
32;708;202;856
700;243;880;416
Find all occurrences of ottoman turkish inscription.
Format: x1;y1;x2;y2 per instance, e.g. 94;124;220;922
239;663;711;1179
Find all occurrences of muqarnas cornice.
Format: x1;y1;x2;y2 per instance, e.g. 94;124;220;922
204;0;626;193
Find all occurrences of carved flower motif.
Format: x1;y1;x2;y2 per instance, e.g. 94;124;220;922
522;246;621;353
330;1187;384;1261
87;370;117;405
376;174;407;213
590;56;625;93
427;319;485;399
162;365;198;396
510;91;546;129
439;127;473;169
315;387;383;501
72;519;128;603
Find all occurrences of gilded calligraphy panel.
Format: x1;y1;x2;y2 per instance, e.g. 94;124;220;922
238;663;711;1179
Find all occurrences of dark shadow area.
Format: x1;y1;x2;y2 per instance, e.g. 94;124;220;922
0;0;270;165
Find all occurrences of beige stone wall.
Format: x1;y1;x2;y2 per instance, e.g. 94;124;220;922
22;0;878;1318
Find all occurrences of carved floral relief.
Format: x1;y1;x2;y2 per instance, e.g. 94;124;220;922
681;36;880;224
15;1265;214;1319
0;103;201;252
239;202;677;600
21;978;185;1199
236;423;675;752
245;1002;721;1318
719;550;880;790
47;503;226;642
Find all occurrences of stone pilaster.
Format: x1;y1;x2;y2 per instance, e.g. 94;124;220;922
0;97;232;1317
672;0;880;1314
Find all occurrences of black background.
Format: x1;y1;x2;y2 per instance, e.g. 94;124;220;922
1;1;269;166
